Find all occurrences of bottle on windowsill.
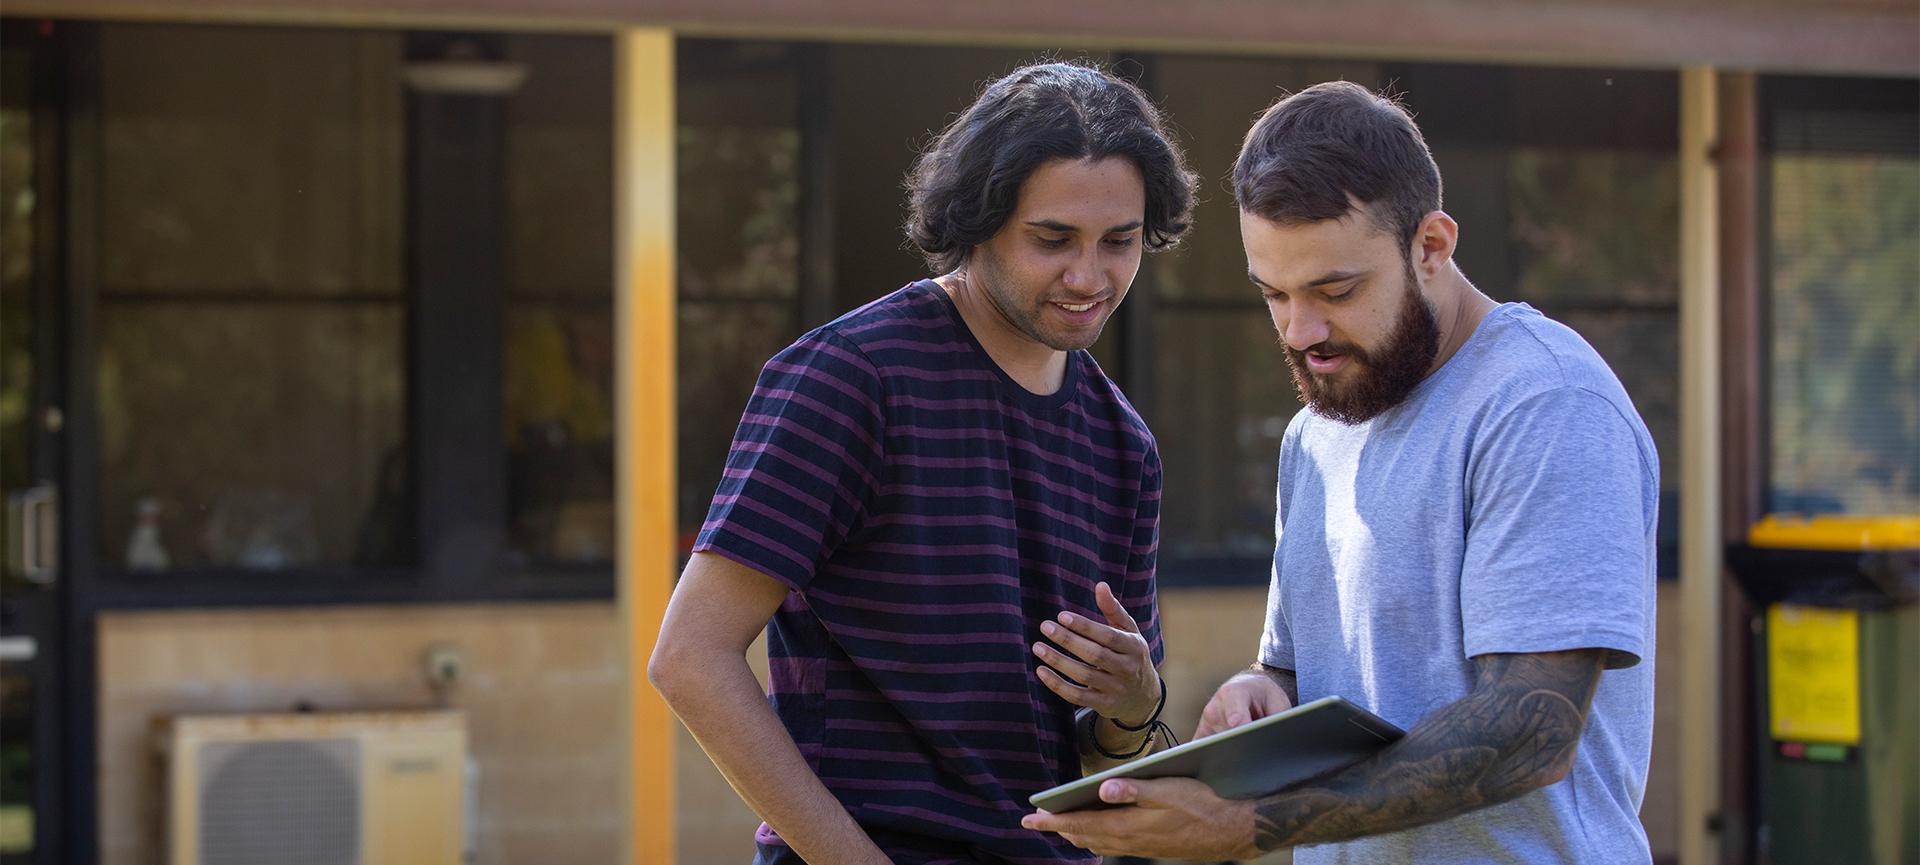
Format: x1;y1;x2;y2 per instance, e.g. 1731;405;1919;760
126;496;171;571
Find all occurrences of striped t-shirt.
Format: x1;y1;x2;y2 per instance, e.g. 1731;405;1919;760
695;280;1164;865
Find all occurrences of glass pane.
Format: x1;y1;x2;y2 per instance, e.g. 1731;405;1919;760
676;301;800;551
1147;55;1384;304
677;41;801;302
94;23;410;574
502;34;618;567
674;41;809;556
0;40;37;854
505;306;615;566
0;659;30;854
96;304;406;569
99;24;404;298
506;34;614;300
1148;308;1298;572
1769;150;1920;514
2;44;34;590
1507;149;1680;307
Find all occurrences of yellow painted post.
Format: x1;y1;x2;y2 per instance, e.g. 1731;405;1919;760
615;28;676;865
1678;65;1723;865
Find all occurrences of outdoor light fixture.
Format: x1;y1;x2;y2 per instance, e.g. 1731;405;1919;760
402;38;527;95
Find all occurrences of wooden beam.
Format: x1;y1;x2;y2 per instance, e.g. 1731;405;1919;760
8;0;1916;76
1678;64;1724;865
1714;69;1762;865
614;27;676;865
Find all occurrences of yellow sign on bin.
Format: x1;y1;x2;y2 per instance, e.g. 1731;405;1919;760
1766;604;1861;745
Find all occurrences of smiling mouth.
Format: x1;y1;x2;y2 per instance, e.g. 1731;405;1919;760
1054;300;1100;313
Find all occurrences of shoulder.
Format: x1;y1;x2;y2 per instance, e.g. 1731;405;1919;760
1461;304;1643;427
764;282;950;383
1073;353;1160;460
814;281;953;354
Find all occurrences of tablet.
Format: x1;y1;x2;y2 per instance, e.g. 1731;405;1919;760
1029;696;1404;813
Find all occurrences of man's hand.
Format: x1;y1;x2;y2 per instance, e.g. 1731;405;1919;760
1195;665;1295;739
1032;581;1159;726
1022;777;1260;861
1039;649;1605;858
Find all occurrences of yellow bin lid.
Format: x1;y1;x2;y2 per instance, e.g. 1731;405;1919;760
1748;515;1920;551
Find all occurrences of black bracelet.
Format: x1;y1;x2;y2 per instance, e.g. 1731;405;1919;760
1109;677;1166;732
1081;706;1157;761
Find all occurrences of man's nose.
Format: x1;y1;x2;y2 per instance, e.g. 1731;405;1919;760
1061;246;1104;295
1283;308;1329;351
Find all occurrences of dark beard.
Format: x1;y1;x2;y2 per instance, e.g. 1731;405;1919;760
1283;270;1441;425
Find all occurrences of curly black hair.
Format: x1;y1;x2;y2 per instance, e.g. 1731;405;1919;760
904;61;1199;275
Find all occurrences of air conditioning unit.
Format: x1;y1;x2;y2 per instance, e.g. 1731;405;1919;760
157;710;467;865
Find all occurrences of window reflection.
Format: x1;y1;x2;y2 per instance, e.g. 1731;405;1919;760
1767;95;1919;515
675;41;805;555
504;34;617;568
94;24;407;571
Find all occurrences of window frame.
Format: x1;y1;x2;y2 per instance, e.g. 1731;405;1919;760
74;24;620;610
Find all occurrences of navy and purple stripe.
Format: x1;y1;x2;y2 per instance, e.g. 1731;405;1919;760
697;280;1162;865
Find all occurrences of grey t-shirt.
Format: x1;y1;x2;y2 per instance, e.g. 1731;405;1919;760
1262;302;1658;865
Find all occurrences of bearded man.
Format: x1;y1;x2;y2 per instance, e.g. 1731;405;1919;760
1027;80;1660;865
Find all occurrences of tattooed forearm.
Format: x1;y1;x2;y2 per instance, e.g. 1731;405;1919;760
1257;663;1299;706
1250;649;1605;850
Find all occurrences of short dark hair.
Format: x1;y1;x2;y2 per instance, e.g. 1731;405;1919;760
904;61;1198;274
1232;81;1441;250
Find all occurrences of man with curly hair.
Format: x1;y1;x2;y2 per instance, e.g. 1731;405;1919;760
650;61;1199;864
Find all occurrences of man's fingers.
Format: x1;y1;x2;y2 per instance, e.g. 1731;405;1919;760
1033;640;1102;685
1023;808;1091;833
1095;581;1141;633
1035;665;1090;704
1119;778;1190;807
1098;779;1138;804
1039;619;1113;670
1196;690;1256;738
1053;610;1135;654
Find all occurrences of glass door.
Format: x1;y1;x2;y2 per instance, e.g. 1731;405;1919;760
1;19;67;865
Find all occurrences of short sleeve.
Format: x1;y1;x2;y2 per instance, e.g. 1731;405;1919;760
1461;386;1656;669
1123;446;1164;667
1260;428;1300;671
693;330;886;591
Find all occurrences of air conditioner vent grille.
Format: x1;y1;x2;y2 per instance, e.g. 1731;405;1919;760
198;737;361;865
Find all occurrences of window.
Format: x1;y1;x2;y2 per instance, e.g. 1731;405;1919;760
1764;76;1919;516
95;25;409;572
674;40;807;555
504;35;616;568
80;22;618;603
1141;58;1683;583
1144;56;1386;579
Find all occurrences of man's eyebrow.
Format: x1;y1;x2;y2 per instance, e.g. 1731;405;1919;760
1247;268;1370;290
1024;219;1145;234
1305;269;1368;287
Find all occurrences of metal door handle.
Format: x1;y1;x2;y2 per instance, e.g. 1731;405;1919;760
0;636;36;662
5;484;57;584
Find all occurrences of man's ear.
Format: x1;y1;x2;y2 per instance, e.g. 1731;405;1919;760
1410;210;1459;281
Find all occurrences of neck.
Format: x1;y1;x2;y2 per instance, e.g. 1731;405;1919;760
1426;265;1496;376
937;270;1070;395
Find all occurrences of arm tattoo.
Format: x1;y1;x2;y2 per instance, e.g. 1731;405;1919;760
1251;649;1606;851
1257;663;1299;706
